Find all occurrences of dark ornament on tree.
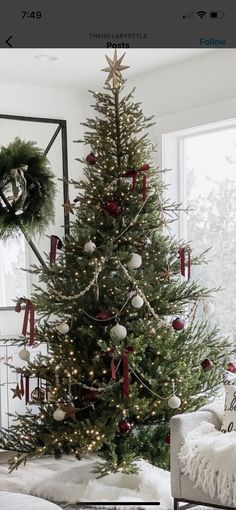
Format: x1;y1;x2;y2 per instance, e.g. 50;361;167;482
118;419;131;433
37;438;45;447
85;389;99;401
164;433;170;445
201;358;214;370
227;362;236;373
102;199;123;218
172;318;185;331
95;310;113;321
31;387;45;402
0;138;55;240
86;152;97;165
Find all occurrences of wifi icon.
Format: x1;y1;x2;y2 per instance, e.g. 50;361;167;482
197;10;207;18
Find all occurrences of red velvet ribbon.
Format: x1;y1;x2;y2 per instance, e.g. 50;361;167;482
178;246;191;280
110;348;132;397
15;298;35;346
25;376;30;404
111;357;116;380
50;235;63;265
122;164;150;202
20;374;24;397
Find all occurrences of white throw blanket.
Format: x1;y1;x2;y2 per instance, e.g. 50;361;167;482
179;420;236;507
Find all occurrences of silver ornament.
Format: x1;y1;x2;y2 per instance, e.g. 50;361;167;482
110;323;127;341
168;395;181;409
131;294;144;309
57;322;69;334
127;253;142;269
19;348;30;361
53;408;66;421
84;240;96;253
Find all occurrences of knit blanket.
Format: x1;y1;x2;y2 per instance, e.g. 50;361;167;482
179;420;236;507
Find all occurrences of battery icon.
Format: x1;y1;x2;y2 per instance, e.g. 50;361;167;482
210;11;225;19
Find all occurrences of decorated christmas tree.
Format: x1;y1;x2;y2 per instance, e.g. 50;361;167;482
0;51;230;474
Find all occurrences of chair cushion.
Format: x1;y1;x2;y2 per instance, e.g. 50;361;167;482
221;371;236;433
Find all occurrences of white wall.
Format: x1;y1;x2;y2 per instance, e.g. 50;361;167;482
127;49;236;162
0;82;87;335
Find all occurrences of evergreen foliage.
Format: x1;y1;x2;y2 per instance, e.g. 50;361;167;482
0;80;230;475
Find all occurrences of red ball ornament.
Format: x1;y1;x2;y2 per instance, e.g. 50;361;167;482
102;200;123;218
227;362;236;373
201;358;214;370
127;346;134;353
86;152;97;165
164;433;170;445
118;419;131;433
172;318;185;331
85;390;99;401
95;310;113;321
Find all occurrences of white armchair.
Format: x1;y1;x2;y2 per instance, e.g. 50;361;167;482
170;400;235;510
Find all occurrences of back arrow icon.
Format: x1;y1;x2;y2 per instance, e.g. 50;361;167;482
6;36;13;47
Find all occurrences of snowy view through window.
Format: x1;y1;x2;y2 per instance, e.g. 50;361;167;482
0;235;28;308
185;126;236;346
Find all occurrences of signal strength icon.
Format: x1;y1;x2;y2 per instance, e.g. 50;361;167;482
182;11;194;19
196;10;207;18
182;12;194;19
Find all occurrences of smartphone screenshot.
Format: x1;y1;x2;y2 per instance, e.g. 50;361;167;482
0;2;234;510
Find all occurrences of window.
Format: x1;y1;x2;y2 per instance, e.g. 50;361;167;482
163;119;236;344
0;235;29;308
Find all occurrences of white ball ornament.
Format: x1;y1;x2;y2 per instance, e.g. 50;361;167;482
203;302;215;315
53;408;66;421
131;294;144;309
127;253;142;269
19;348;30;361
110;323;127;341
168;395;181;409
84;240;96;253
57;322;69;334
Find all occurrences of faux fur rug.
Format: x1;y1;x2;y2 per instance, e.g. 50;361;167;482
0;456;170;509
0;455;213;510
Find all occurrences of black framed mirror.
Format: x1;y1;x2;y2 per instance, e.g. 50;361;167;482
0;114;69;311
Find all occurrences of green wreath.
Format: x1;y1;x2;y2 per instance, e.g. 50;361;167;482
0;138;55;239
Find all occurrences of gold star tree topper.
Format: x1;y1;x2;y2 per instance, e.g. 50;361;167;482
102;49;129;89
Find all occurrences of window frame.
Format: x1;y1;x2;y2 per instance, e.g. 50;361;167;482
162;117;236;241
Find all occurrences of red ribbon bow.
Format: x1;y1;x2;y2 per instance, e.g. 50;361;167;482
50;235;63;265
122;164;150;201
24;375;30;403
178;245;192;280
15;298;35;346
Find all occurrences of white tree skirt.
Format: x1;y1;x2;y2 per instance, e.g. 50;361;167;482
0;455;172;509
0;455;213;510
0;492;61;510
